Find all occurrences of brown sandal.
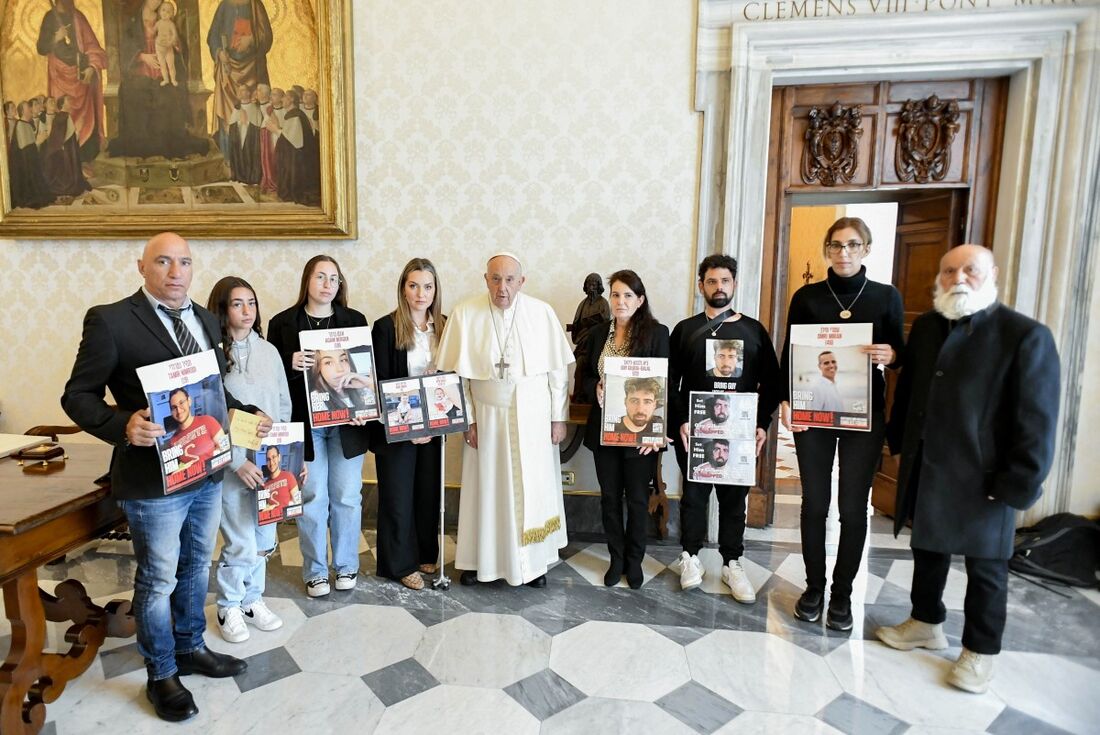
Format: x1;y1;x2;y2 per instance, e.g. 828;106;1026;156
400;573;425;590
418;563;438;574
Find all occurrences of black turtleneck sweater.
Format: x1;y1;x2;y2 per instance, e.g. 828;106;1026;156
779;266;904;411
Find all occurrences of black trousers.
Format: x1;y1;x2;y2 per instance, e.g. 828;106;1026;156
676;441;748;563
593;447;657;568
910;548;1009;655
374;437;442;579
793;411;885;599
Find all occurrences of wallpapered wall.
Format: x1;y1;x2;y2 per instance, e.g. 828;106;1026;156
0;1;701;489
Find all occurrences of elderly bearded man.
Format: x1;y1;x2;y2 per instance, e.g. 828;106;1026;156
435;253;574;588
877;244;1060;694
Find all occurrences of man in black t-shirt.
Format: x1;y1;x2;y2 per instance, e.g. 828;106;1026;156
668;254;781;603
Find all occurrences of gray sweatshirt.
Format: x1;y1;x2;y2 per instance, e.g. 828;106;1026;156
222;330;293;485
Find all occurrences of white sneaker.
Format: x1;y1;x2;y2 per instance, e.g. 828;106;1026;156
947;648;994;694
334;572;356;591
672;551;704;590
721;559;756;604
217;607;249;643
242;599;283;632
306;577;330;598
875;617;949;651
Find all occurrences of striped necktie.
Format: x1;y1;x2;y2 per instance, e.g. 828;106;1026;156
159;305;202;356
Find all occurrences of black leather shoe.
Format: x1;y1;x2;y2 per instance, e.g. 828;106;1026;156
626;564;644;590
603;562;623;587
826;597;853;631
176;647;247;678
460;570;479;586
526;575;547;588
146;674;198;722
794;588;824;623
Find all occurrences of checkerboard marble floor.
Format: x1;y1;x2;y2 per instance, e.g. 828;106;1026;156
7;514;1098;735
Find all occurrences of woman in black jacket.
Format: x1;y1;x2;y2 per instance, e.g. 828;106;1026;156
267;255;370;598
779;217;904;631
370;258;447;591
579;270;670;589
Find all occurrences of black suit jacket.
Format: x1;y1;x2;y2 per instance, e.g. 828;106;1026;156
577;319;671;455
887;303;1060;559
367;312;445;454
61;290;256;501
267;302;370;462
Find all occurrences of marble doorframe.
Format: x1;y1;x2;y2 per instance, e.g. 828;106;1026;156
693;5;1100;521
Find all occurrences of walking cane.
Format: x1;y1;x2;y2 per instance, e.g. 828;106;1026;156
431;436;451;590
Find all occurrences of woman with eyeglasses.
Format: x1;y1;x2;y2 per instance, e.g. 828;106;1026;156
268;255;371;599
779;217;904;631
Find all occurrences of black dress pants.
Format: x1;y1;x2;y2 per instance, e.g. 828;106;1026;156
676;440;748;564
593;447;657;569
910;547;1009;655
374;437;442;579
793;411;885;599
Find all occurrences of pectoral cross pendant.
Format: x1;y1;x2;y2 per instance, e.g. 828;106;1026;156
496;355;510;379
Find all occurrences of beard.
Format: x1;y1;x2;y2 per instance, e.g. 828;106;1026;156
933;277;998;320
705;292;730;309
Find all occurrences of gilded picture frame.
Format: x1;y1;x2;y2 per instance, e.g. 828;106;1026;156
0;0;356;239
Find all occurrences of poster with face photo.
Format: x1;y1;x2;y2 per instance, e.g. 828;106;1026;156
381;378;428;441
247;423;306;526
689;391;756;441
300;327;380;427
789;323;872;431
689;437;756;486
380;372;470;443
705;338;744;381
423;372;468;431
600;357;668;448
137;349;231;495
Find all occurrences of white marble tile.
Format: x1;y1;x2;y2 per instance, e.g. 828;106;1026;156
543;697;696;735
562;543;665;588
743;527;803;544
714;711;845;734
686;630;841;714
414;612;550;688
203;596;308;658
550;621;690;701
211;671;385;735
285;604;424;676
1076;585;1100;609
990;651;1100;735
901;727;990;735
825;641;1005;730
885;560;968;609
697;548;772;596
276;530;372;568
773;552;884;604
869;533;913;550
375;684;539;735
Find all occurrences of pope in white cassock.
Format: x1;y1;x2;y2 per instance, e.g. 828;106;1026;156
435;253;574;587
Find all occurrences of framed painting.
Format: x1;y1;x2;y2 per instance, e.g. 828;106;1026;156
0;0;356;238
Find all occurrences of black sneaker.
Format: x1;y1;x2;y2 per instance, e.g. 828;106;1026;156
826;597;853;631
794;588;824;623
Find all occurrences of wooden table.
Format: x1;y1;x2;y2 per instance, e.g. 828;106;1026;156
0;443;135;735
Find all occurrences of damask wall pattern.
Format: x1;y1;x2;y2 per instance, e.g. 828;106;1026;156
0;1;700;466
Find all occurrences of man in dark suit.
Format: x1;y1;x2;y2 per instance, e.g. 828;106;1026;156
877;244;1060;694
61;232;271;722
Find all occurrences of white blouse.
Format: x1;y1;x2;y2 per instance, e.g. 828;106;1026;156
407;319;437;377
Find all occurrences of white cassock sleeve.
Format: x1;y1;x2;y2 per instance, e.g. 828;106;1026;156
549;366;568;422
461;377;476;424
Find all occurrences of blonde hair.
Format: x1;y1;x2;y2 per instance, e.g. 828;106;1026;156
392;258;445;351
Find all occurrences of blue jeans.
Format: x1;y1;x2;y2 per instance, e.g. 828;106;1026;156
117;478;221;681
215;480;278;609
299;426;365;581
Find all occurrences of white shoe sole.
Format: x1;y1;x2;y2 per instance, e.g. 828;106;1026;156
947;671;991;694
219;626;249;643
875;629;948;651
680;571;703;590
244;615;283;632
334;579;356;591
306;586;330;598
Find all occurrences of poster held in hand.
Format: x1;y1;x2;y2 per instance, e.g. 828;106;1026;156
380;372;469;443
137;349;231;495
300;327;380;427
687;390;757;485
249;422;306;526
789;323;873;431
600;357;668;448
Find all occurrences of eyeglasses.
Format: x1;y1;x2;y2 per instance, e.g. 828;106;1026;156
825;240;866;254
312;274;341;286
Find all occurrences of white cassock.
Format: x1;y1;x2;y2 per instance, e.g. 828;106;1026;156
436;292;575;585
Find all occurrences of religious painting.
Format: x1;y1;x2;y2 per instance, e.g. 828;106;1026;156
0;0;356;238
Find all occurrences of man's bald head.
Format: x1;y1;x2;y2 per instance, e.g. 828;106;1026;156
485;254;525;309
138;232;193;309
934;244;998;320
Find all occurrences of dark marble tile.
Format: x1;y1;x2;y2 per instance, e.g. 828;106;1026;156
655;681;742;734
520;610;586;636
864;556;897;579
406;606;467;628
817;692;908;735
986;706;1074;735
647;624;710;647
234;646;301;693
504;668;586;720
100;642;145;680
39;722;57;735
741;546;795;573
361;657;439;706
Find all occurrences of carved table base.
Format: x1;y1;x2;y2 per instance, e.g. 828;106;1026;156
1;571;135;735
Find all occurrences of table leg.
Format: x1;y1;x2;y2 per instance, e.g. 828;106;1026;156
1;572;135;735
